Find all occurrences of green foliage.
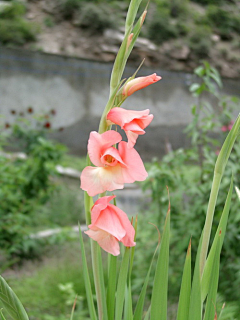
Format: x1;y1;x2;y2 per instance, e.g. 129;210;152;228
75;3;117;33
3;241;93;319
0;1;39;45
58;0;83;20
0;19;39;45
0;1;26;19
134;62;240;312
207;5;236;40
0;112;66;258
147;10;178;44
188;26;212;57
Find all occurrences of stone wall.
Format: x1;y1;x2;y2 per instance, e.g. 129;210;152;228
0;47;239;159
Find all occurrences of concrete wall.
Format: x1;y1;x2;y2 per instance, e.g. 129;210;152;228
0;47;239;160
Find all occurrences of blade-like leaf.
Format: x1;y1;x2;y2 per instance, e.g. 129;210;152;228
78;223;97;320
107;254;117;320
188;235;203;320
203;231;221;320
0;275;29;320
201;177;233;302
69;296;77;320
0;309;6;320
115;248;130;320
150;204;170;320
125;0;143;32
144;305;151;320
176;239;192;320
200;114;239;274
124;284;133;320
133;224;160;320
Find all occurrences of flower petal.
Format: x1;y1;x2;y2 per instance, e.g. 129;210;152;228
118;141;148;183
85;228;120;256
88;131;122;167
80;165;124;196
107;108;150;128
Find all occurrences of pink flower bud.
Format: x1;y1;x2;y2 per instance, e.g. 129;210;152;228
122;73;161;96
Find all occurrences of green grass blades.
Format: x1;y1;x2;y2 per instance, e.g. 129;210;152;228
123;284;133;320
201;177;233;302
203;231;221;320
107;254;117;320
115;248;130;320
78;223;97;320
188;235;203;320
0;275;29;320
176;239;192;320
0;309;6;320
150;206;170;320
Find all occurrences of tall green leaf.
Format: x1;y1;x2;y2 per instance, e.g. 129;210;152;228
150;205;170;320
0;275;29;320
133;224;160;320
176;239;191;320
188;236;203;320
107;254;117;320
203;231;221;320
201;177;233;302
115;248;130;320
78;224;97;320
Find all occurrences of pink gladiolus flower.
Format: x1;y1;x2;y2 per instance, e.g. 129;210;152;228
80;131;148;196
107;108;153;148
85;195;136;256
122;73;161;97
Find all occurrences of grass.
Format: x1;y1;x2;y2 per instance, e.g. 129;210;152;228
2;241;94;320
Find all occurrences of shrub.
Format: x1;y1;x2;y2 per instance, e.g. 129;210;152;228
188;26;212;57
75;3;117;33
0;1;26;19
0;19;39;45
58;0;83;20
147;10;178;44
207;5;235;40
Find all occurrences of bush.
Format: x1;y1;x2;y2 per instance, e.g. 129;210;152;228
0;19;39;45
75;3;117;33
0;112;66;258
58;0;83;20
188;26;212;57
147;10;178;44
207;5;235;40
0;1;26;19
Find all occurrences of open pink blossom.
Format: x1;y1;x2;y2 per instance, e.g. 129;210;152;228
80;131;148;196
85;195;136;255
107;108;153;148
122;73;161;97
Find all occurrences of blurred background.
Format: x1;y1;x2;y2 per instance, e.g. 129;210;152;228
0;0;239;319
